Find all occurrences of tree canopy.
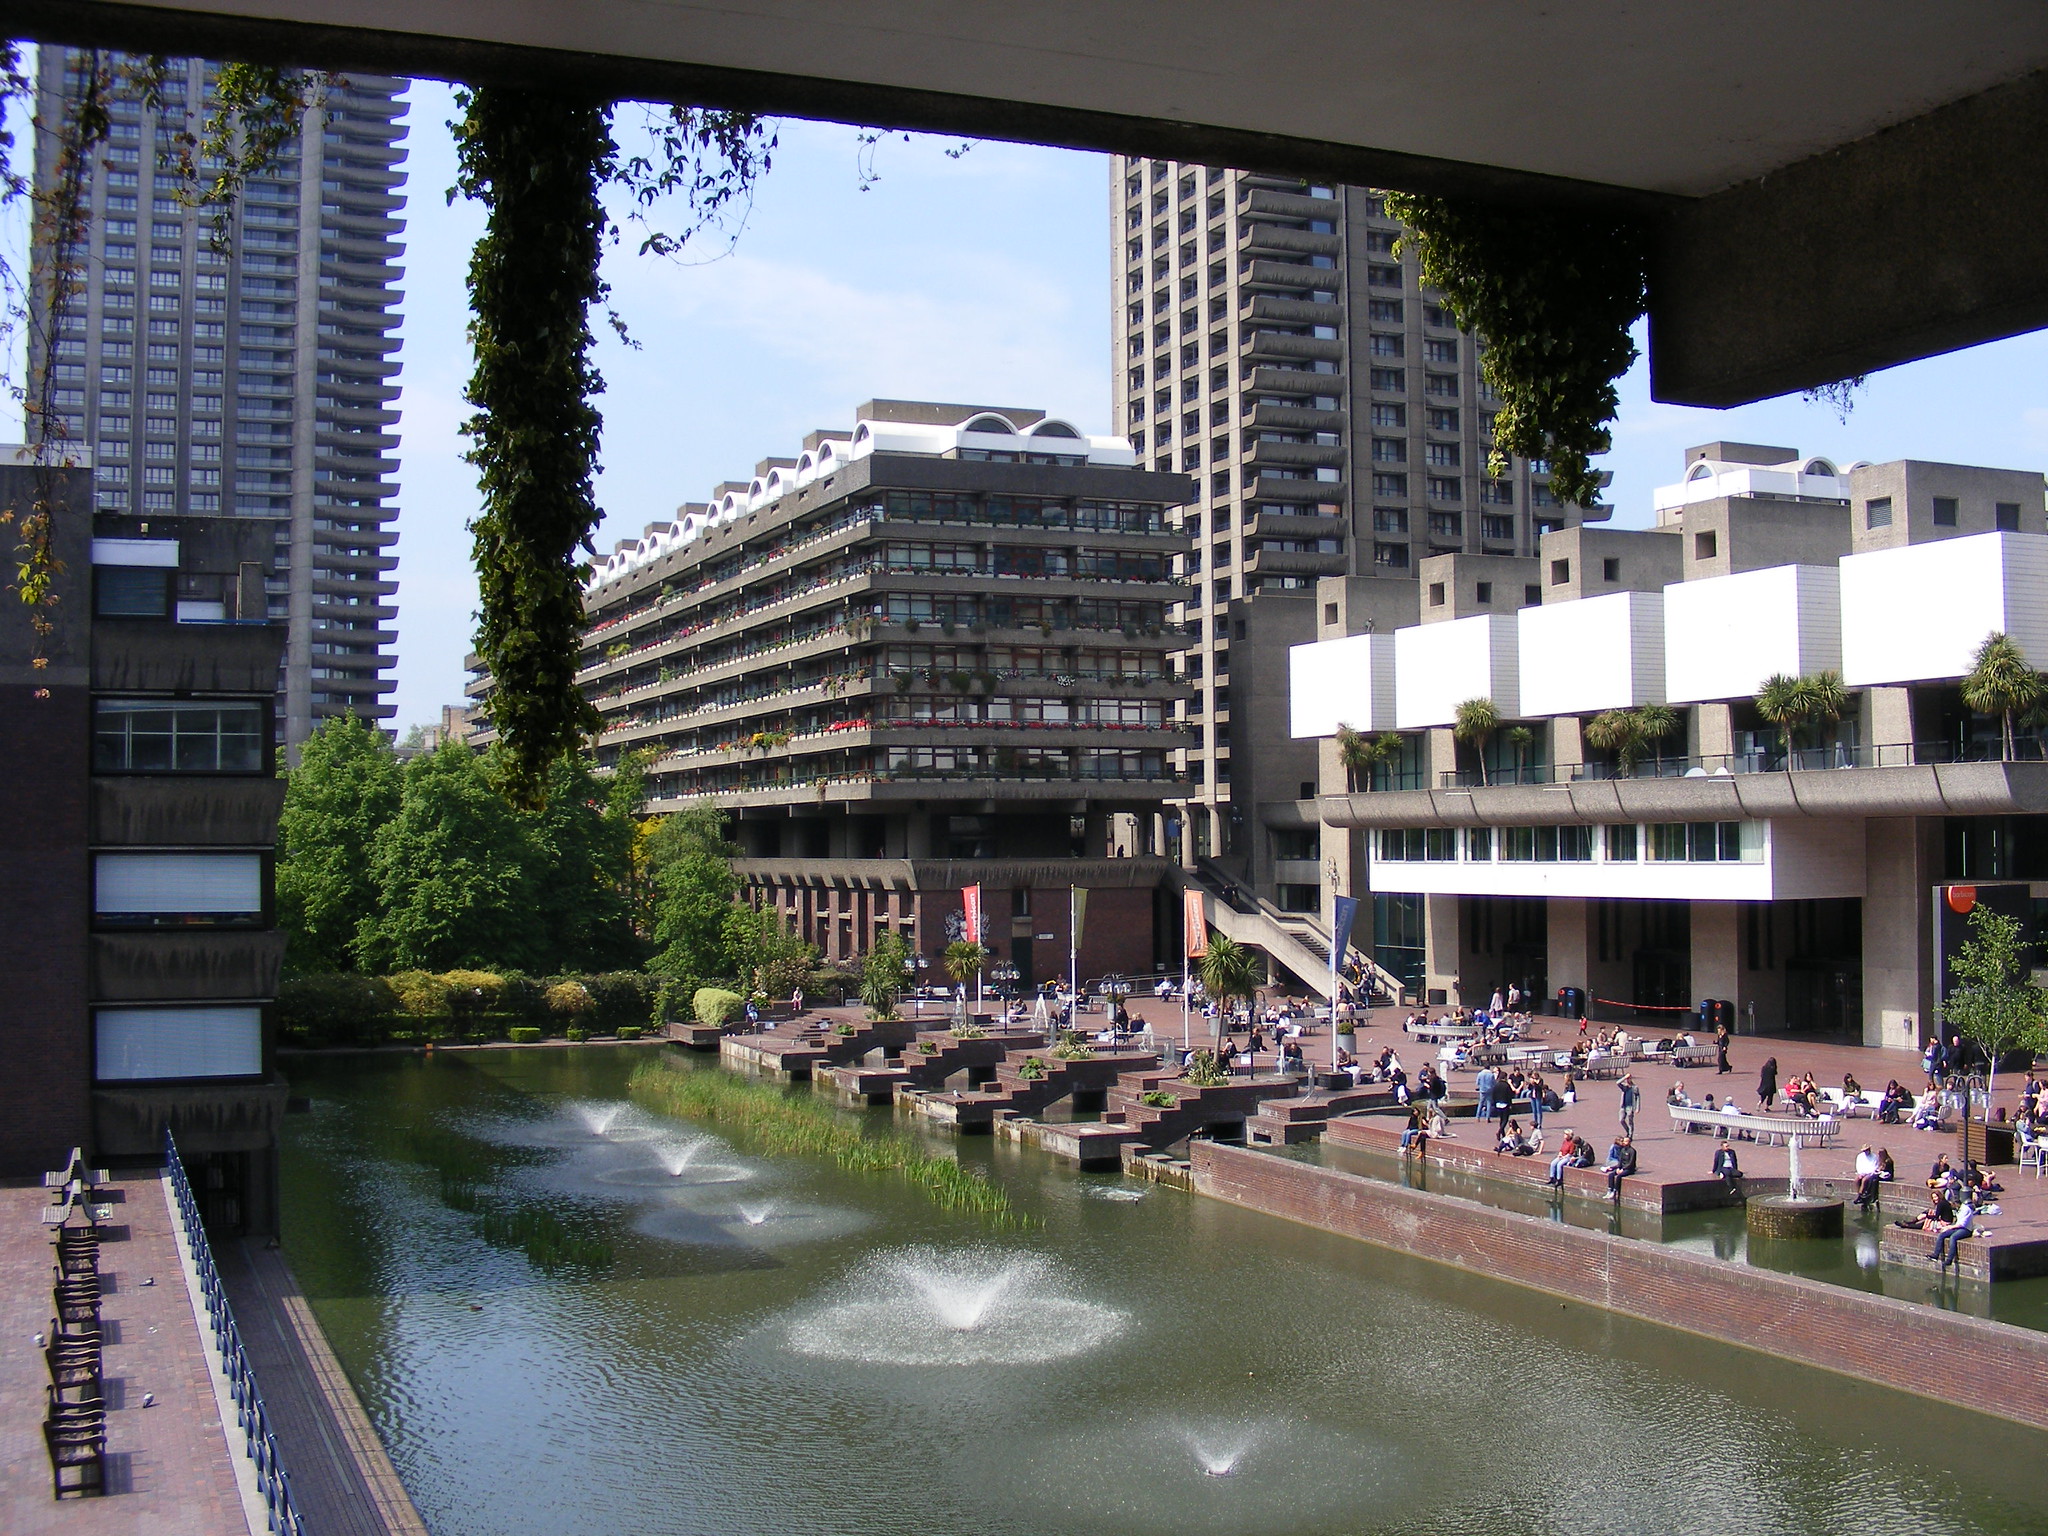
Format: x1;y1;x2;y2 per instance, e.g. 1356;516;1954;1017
276;715;403;973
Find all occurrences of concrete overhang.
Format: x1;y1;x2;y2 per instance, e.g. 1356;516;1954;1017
21;1;2048;407
1319;761;2048;829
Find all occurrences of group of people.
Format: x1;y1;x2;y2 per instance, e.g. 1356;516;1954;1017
1540;1130;1637;1199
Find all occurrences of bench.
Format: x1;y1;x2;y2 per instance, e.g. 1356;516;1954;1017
1669;1106;1844;1145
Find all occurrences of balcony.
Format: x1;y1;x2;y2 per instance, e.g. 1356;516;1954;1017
1245;546;1345;578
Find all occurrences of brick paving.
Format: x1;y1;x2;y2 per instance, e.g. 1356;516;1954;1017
0;1175;248;1536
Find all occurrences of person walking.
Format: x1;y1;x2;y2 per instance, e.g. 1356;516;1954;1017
1473;1063;1498;1124
1757;1056;1779;1112
1528;1071;1548;1130
1617;1073;1640;1138
1714;1019;1732;1075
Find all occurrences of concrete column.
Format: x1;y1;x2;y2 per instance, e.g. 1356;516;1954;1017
1551;716;1585;775
1691;900;1740;1017
1868;686;1913;761
1696;703;1734;761
1549;897;1593;1002
1863;817;1938;1050
904;813;932;859
1424;893;1463;1006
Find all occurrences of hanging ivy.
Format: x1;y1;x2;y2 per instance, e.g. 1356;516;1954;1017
1382;192;1648;509
452;89;773;805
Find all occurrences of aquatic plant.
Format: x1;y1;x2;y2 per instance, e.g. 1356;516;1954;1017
628;1060;1032;1228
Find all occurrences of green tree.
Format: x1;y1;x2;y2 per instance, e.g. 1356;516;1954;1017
650;849;741;980
1335;724;1406;792
860;930;912;1020
1583;703;1679;776
1452;697;1501;784
526;749;644;971
356;742;544;971
1196;933;1262;1020
1754;670;1850;759
276;715;403;973
1961;632;2046;761
722;902;817;999
1943;904;2048;1096
943;940;987;990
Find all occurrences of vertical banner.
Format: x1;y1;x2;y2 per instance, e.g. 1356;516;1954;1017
1183;889;1208;958
1330;895;1359;961
961;884;982;946
1069;886;1089;957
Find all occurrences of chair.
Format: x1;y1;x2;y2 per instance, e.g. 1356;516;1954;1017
44;1416;105;1498
2019;1128;2048;1178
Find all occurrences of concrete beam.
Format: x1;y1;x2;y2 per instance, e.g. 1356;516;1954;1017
1650;66;2048;406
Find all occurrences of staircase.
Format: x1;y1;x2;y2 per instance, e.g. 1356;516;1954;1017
1181;862;1406;1005
1104;1072;1304;1147
928;1048;1160;1129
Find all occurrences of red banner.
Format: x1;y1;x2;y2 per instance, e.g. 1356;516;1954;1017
1184;889;1208;958
962;884;982;945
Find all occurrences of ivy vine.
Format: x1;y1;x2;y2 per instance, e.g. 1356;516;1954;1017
451;89;773;805
1382;192;1648;508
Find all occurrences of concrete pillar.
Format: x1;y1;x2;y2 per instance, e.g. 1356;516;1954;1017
828;815;855;859
1550;716;1585;775
1549;897;1593;1002
1696;703;1734;761
1863;817;1938;1050
1424;893;1463;1006
1868;686;1913;762
903;812;931;859
1691;900;1740;1018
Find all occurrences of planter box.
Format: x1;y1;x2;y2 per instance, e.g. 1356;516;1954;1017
1961;1122;2016;1166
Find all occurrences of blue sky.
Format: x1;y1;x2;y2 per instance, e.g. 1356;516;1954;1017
11;71;2048;729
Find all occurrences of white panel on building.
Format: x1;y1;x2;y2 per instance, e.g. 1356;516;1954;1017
90;537;179;568
94;852;262;914
1289;633;1395;737
1394;613;1518;728
1518;590;1664;717
1840;531;2048;685
1664;565;1840;704
95;1006;263;1081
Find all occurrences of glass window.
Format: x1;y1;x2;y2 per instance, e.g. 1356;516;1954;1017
1465;827;1493;861
1559;825;1593;861
94;698;266;772
1532;826;1559;861
95;1005;261;1081
1648;823;1689;861
1503;827;1536;861
1604;824;1637;861
1865;497;1892;530
1932;496;1958;527
1423;828;1457;861
94;852;262;926
96;566;169;617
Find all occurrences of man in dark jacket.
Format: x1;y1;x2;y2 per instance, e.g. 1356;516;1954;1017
1713;1142;1742;1198
1604;1135;1637;1200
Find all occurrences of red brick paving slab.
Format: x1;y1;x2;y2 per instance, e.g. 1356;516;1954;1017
0;1175;248;1535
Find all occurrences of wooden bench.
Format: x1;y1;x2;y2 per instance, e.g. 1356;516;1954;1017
1669;1106;1844;1145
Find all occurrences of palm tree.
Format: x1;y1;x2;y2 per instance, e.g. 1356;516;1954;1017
1334;724;1405;791
1754;672;1807;760
1196;933;1261;1024
942;939;986;990
1452;697;1500;784
1582;704;1677;777
1961;632;2046;761
1504;724;1535;784
1632;704;1680;768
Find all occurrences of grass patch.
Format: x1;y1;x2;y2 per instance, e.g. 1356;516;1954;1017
628;1059;1033;1230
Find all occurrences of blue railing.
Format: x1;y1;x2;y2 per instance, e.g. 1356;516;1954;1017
164;1132;306;1536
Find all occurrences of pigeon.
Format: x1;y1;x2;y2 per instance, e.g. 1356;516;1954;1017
141;1393;156;1408
140;1276;155;1287
33;1332;45;1347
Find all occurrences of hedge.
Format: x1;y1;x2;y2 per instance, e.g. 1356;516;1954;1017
279;969;665;1048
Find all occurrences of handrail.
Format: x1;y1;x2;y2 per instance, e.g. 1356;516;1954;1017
163;1131;306;1536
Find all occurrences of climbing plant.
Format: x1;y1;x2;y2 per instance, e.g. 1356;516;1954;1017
450;89;774;804
1382;192;1649;508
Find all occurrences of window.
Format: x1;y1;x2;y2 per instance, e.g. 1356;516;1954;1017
96;1004;262;1082
1694;531;1717;560
1479;480;1513;506
1602;557;1621;582
1367;298;1402;323
1424;373;1458;398
1371;472;1408;498
1474;580;1492;603
1371;437;1406;463
1425;442;1460;468
1933;496;1958;527
94;698;266;772
1427;582;1446;607
1550;559;1570;585
1429;511;1462;539
1424;338;1458;363
1426;408;1459;433
1427;477;1462;502
1604;824;1637;861
1323;602;1339;626
96;566;169;617
1368;264;1402;288
1465;827;1492;861
1523;584;1542;606
1370;334;1404;358
1373;507;1409;534
1481;516;1514;542
1864;496;1892;530
1369;368;1405;393
1371;403;1406;428
95;852;262;926
1996;501;2022;532
1374;541;1410;568
1646;821;1746;861
1424;828;1457;861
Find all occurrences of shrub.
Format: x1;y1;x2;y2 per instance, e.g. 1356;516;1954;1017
441;970;505;1023
1018;1056;1048;1080
276;974;398;1047
616;1025;644;1041
916;1040;939;1055
509;1026;542;1044
565;1026;590;1043
582;971;655;1030
833;1022;856;1036
1051;1043;1094;1061
694;987;744;1027
545;981;595;1019
1184;1050;1228;1087
951;1024;987;1040
1140;1089;1177;1108
387;970;453;1020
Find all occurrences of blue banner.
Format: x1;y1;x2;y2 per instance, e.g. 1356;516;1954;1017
1330;894;1359;963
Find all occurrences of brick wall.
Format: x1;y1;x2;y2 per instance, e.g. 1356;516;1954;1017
1193;1141;2048;1431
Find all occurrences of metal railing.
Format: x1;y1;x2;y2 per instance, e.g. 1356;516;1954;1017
163;1132;306;1536
1435;740;2048;789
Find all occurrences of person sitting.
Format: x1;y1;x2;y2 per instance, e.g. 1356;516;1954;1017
1398;1106;1430;1155
1571;1135;1599;1170
1712;1142;1742;1197
1876;1080;1908;1125
1546;1132;1578;1188
1603;1135;1638;1200
1878;1147;1896;1185
1933;1198;1979;1268
1495;1117;1530;1156
1842;1070;1864;1100
1965;1160;2004;1198
1911;1092;1944;1131
1853;1145;1881;1208
1666;1081;1691;1109
1906;1190;1957;1231
1927;1153;1954;1191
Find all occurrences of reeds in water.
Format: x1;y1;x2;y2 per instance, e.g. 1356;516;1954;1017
628;1060;1032;1229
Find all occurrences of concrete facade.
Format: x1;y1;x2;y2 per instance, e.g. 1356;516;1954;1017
1292;444;2048;1044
